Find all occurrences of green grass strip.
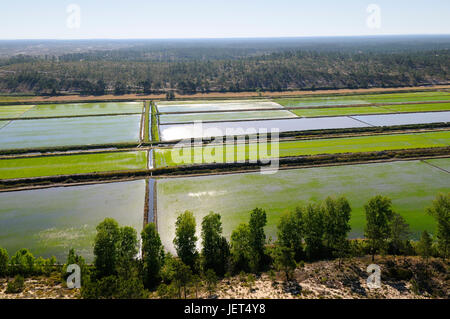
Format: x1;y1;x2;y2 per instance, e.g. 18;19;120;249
154;131;450;167
0;151;148;180
151;102;160;142
143;101;150;142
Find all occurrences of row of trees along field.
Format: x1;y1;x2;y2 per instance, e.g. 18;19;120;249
0;193;448;298
0;49;449;95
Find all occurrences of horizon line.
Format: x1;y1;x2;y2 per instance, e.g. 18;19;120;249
1;33;450;41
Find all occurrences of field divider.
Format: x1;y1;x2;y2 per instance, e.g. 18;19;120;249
153;179;158;229
421;160;450;174
144;179;150;226
348;115;376;127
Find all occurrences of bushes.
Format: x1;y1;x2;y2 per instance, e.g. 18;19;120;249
6;275;25;294
0;248;8;276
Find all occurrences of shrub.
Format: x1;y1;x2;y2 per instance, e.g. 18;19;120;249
0;248;8;277
9;249;35;276
6;275;25;294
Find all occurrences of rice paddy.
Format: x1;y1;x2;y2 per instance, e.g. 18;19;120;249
156;159;450;253
0;105;34;119
0;151;149;180
0;180;146;262
159;116;368;141
154;130;450;167
290;103;450;118
0;114;142;150
20;102;143;118
1;94;449;261
276;91;450;108
159;109;297;124
156;100;283;113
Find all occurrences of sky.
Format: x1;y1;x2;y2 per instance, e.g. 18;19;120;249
0;0;449;39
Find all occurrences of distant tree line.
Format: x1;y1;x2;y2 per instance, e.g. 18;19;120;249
0;48;448;95
0;193;448;298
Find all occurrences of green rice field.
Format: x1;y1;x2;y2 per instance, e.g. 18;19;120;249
157;159;450;253
20;102;143;118
0;180;146;262
276;91;450;108
0;105;34;119
154;130;450;167
0;151;148;180
0;114;142;150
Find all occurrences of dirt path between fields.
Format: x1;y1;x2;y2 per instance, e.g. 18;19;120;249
4;85;449;104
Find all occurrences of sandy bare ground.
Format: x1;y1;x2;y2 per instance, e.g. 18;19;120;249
0;256;447;299
0;275;79;299
4;85;450;103
202;256;448;299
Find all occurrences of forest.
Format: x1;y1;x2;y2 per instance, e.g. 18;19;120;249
0;36;449;95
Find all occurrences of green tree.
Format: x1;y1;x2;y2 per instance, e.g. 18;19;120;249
249;208;267;271
173;211;198;269
62;248;89;286
171;259;193;299
389;213;411;256
230;223;252;272
322;196;352;265
201;212;230;276
166;91;175;100
93;218;121;278
204;269;218;296
272;246;296;281
0;248;8;277
277;208;304;261
117;226;138;278
141;223;165;289
364;195;395;261
426;193;450;259
9;249;35;276
303;203;325;260
417;230;433;264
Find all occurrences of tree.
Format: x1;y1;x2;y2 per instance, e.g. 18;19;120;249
272;246;296;281
230;223;252;272
322;196;352;265
166;91;175;100
277;208;304;261
426;193;450;259
0;248;8;277
364;195;395;261
417;230;433;264
173;211;198;269
118;226;138;262
303;203;325;260
172;259;193;299
62;248;88;285
389;213;411;256
201;212;230;276
94;218;121;278
141;223;165;289
117;226;138;277
204;269;218;296
9;249;35;276
249;208;267;271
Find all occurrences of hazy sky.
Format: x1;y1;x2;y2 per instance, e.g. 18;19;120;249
1;0;449;39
